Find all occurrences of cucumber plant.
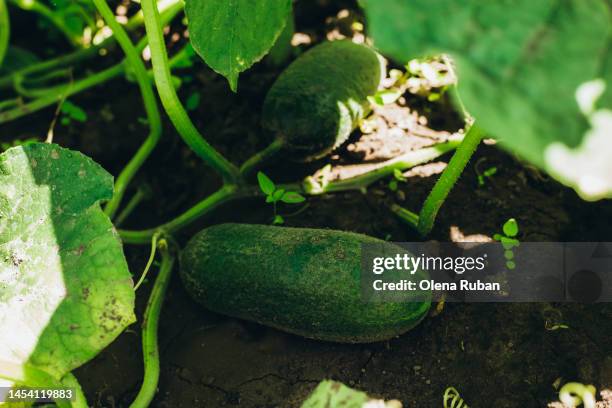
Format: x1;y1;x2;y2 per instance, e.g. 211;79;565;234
1;0;611;406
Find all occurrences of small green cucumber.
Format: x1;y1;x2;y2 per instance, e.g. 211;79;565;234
262;40;382;161
180;223;430;343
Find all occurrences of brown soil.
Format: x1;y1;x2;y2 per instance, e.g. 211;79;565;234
2;1;612;407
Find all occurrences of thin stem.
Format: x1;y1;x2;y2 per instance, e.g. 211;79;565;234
13;68;73;98
389;203;419;229
124;0;184;31
119;185;239;245
417;125;484;236
94;0;162;219
0;8;184;125
134;232;160;290
130;243;175;408
0;46;100;89
0;62;125;124
140;0;241;184
115;185;151;227
0;0;184;90
239;139;284;177
304;137;463;195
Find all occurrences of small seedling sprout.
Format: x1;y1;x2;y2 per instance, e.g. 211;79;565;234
388;168;407;192
493;218;520;270
257;171;306;225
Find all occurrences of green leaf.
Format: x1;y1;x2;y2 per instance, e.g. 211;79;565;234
185;0;292;91
272;188;285;202
388;179;398;192
500;236;520;249
185;92;201;111
364;0;612;200
503;218;519;237
393;168;406;181
272;215;284;225
483;167;498;178
257;171;276;195
60;100;87;123
301;380;399;407
0;143;135;386
280;191;306;204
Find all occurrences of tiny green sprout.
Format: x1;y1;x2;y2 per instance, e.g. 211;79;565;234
388;180;398;192
494;218;520;270
477;166;497;187
257;171;306;224
185;92;201;111
60;100;87;124
388;169;407;192
503;218;519;237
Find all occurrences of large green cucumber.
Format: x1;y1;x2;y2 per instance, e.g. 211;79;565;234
262;40;382;161
180;224;430;343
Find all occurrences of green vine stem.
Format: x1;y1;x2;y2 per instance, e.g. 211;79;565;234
119;138;461;245
0;360;88;408
0;0;183;90
93;0;162;219
389;203;419;229
130;241;175;408
0;0;9;66
239;139;285;177
115;185;151;227
0;6;184;126
0;46;99;89
417;124;484;236
304;136;463;195
120;185;239;244
13;69;74;98
0;63;125;123
140;0;241;184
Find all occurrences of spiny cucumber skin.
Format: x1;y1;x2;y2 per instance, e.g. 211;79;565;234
180;224;430;343
262;40;382;161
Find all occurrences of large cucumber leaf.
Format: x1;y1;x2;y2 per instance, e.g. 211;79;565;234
363;0;612;200
0;143;135;387
185;0;292;91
